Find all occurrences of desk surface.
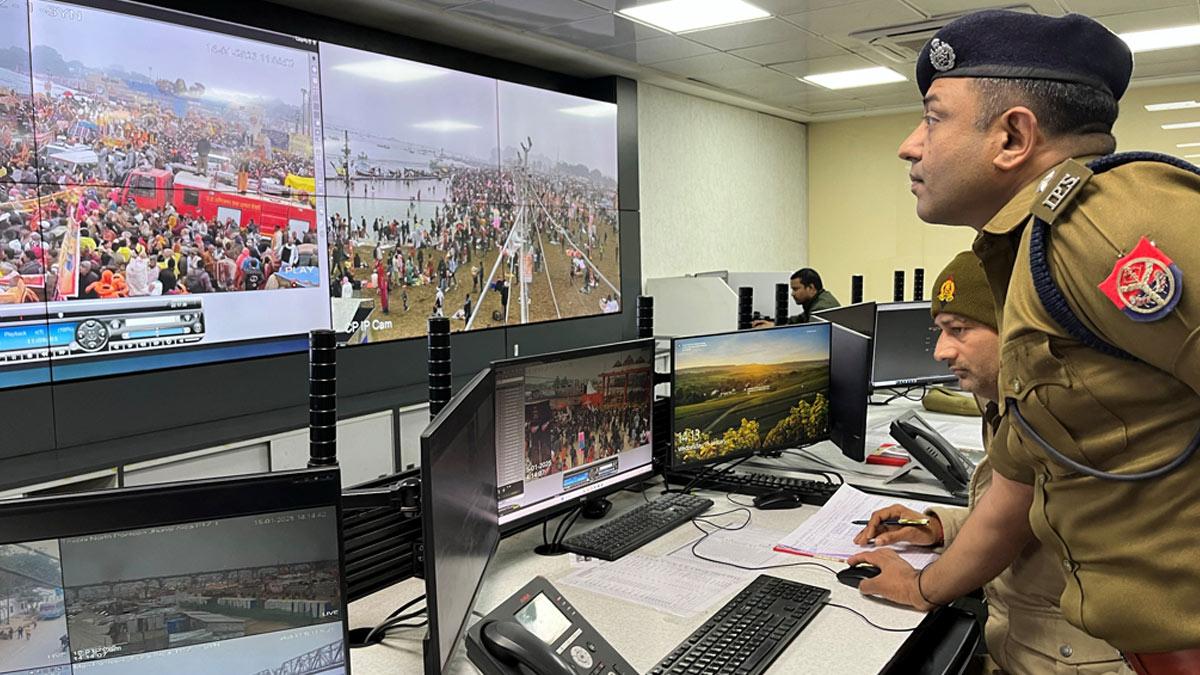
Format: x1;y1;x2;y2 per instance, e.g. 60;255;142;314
349;482;928;675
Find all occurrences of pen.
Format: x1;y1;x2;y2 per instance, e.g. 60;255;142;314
851;518;930;527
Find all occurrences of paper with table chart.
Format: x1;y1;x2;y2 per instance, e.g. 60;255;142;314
559;553;749;617
774;484;941;569
667;526;799;571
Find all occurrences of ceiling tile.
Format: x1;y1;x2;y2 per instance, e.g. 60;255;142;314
537;13;663;49
772;53;878;77
770;84;861;106
853;90;923;107
684;18;810;51
1132;54;1200;80
730;33;850;63
1131;44;1200;67
651;51;763;78
788;99;869;115
1094;5;1200;33
449;0;607;31
1063;0;1198;17
599;36;716;64
697;65;803;90
781;0;925;41
749;0;861;13
903;0;1063;17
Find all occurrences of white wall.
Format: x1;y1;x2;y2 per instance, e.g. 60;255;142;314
638;83;808;281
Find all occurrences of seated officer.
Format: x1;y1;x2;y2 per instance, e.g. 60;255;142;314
752;268;840;327
851;252;1125;674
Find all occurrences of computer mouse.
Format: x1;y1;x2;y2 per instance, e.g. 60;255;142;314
752;490;804;510
836;564;882;589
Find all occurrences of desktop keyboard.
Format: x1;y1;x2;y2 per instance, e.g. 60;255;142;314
561;492;714;561
666;469;840;505
650;575;829;675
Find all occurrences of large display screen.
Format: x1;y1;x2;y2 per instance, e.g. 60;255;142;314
1;0;330;389
0;0;623;392
494;341;653;530
672;323;832;468
0;507;345;675
320;43;620;346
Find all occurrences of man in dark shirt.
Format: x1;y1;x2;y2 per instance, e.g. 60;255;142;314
753;268;840;326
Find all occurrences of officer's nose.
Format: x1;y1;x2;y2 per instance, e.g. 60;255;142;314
898;122;924;164
933;332;955;364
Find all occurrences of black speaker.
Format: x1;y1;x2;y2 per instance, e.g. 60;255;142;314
308;329;337;468
737;287;753;330
427;316;452;418
893;270;906;302
913;268;925;302
774;283;789;326
637;295;654;339
851;275;864;304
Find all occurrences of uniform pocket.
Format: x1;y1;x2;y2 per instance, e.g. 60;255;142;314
999;332;1129;477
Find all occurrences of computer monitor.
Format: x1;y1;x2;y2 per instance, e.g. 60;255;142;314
421;367;499;674
492;340;655;533
814;301;877;338
829;324;872;462
671;323;832;468
0;468;348;674
871;302;957;389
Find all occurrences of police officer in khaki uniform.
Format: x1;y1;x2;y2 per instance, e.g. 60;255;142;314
854;252;1125;674
846;10;1200;674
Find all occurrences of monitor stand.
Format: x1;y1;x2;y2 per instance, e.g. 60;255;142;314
580;497;612;519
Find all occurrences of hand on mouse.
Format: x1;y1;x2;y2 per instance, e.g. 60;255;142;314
750;319;774;329
852;504;943;547
846;549;936;611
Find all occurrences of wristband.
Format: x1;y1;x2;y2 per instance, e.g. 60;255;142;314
917;567;947;608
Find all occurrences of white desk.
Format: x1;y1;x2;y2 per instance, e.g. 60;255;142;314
348;482;928;675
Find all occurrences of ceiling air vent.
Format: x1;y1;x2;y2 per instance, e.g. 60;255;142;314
849;4;1041;63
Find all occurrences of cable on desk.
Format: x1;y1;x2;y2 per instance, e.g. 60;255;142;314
687;509;839;576
822;601;922;632
725;493;756;508
354;594;428;648
669;454;755;495
869;386;927;406
772;453;845;485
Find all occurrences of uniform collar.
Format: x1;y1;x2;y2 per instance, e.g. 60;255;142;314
980;154;1105;236
980;175;1042;236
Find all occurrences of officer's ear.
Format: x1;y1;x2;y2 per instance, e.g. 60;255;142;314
991;106;1040;172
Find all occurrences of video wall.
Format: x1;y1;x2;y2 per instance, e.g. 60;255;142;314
0;0;620;390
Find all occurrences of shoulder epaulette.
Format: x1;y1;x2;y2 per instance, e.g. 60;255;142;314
1028;157;1093;224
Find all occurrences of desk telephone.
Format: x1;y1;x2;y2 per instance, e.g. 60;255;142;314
467;576;636;675
888;411;975;497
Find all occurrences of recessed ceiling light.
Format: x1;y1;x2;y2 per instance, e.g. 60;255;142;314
1178;142;1200;148
412;120;480;132
1120;24;1200;53
335;60;446;83
617;0;770;34
1185;153;1200;159
802;67;906;90
559;103;616;118
1146;100;1200;112
1162;121;1200;130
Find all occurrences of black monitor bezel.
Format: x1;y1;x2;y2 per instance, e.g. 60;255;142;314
420;366;499;674
871;301;957;389
669;322;834;470
814;300;877;338
0;466;349;670
828;323;872;462
490;338;656;536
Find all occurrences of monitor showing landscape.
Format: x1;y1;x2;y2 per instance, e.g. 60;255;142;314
672;323;831;467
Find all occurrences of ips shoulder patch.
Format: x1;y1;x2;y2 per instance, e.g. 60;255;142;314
1029;158;1094;224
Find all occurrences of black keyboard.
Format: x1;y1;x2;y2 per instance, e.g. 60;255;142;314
667;469;839;505
650;575;829;675
561;493;713;561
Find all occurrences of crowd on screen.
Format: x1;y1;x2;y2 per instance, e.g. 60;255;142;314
524;397;651;480
1;188;318;302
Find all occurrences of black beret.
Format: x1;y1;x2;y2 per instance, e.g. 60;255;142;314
917;10;1133;99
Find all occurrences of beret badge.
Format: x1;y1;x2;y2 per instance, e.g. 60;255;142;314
929;38;956;72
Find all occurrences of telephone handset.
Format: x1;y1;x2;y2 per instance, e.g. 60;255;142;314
466;576;636;675
888;410;975;497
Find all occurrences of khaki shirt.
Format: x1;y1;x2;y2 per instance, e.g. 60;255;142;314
929;407;1125;674
973;158;1200;652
